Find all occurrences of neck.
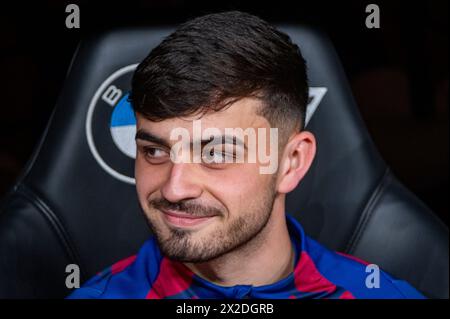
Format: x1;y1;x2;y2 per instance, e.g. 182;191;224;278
184;195;294;287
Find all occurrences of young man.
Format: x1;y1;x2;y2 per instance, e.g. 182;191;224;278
68;11;424;299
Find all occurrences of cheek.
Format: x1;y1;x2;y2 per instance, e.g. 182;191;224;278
135;158;148;198
207;164;270;213
135;158;167;203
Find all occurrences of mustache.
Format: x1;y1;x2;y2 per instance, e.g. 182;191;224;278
149;198;224;218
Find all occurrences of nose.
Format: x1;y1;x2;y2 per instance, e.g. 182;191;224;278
160;163;203;203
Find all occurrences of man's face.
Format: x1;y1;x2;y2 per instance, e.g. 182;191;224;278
135;98;280;263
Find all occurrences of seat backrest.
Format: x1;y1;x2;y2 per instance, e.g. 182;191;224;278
0;26;447;298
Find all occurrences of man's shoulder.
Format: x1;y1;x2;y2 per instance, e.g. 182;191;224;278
67;237;162;299
303;235;426;299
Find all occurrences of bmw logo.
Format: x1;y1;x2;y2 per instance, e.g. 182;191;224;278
86;64;138;184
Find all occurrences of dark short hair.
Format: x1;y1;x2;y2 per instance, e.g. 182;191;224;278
130;11;309;133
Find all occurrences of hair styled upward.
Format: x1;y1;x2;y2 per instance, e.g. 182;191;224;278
130;11;309;136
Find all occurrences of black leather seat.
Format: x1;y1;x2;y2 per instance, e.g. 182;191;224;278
0;26;447;299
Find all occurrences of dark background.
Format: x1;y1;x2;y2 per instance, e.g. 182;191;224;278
0;0;448;225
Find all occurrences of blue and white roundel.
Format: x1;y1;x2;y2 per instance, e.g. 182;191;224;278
86;64;138;184
110;94;136;159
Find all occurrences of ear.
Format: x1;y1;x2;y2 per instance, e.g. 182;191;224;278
277;131;316;194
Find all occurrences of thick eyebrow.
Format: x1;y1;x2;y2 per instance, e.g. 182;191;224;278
135;129;171;148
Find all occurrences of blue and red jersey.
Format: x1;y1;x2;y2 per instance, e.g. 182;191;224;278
67;215;425;299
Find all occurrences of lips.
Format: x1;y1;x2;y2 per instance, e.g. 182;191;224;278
160;209;216;228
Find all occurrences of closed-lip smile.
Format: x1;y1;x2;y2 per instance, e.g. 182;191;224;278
160;209;217;227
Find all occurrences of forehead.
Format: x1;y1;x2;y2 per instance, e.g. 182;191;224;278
136;97;271;134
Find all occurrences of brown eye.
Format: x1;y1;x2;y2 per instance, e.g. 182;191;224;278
142;146;169;164
146;147;163;157
202;148;235;165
